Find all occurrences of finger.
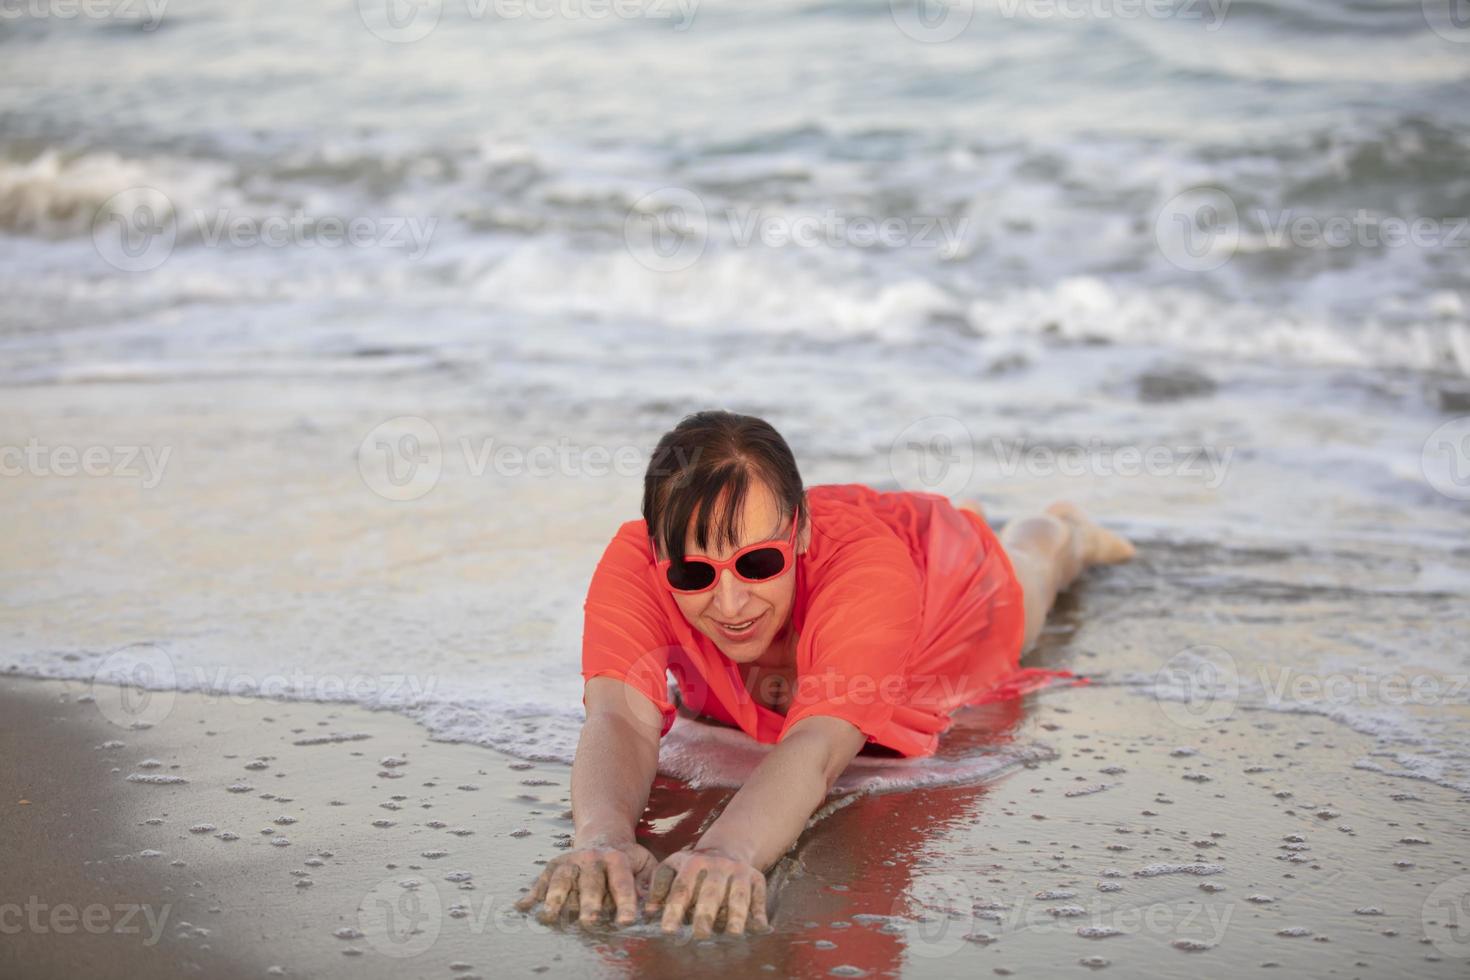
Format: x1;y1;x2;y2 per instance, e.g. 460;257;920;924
539;863;579;922
660;867;705;933
725;876;751;935
690;871;730;939
514;865;553;911
577;861;608;929
634;856;657;898
644;862;677;913
752;873;770;932
607;856;640;926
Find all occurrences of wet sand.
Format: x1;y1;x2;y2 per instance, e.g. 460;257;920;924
3;674;1466;979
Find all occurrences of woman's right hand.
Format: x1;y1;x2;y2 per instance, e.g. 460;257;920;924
514;836;658;927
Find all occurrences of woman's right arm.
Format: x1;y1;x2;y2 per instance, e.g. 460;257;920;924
515;677;663;926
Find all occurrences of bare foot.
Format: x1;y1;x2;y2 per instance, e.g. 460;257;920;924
1044;501;1136;565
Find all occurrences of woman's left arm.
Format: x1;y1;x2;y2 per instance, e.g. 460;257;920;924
645;714;865;935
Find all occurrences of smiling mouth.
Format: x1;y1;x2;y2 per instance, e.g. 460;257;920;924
714;611;765;637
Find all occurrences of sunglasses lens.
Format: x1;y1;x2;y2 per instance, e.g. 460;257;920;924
666;559;716;592
735;547;787;581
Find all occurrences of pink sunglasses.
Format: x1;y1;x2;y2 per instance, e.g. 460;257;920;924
655;505;800;594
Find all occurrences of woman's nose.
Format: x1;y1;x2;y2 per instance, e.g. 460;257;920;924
709;568;750;616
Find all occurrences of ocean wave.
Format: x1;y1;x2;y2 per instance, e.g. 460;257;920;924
968;277;1470;377
0;148;237;238
7;647;1056;795
3;122;1468;380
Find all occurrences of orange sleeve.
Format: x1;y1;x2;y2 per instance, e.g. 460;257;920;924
580;522;679;735
780;535;924;743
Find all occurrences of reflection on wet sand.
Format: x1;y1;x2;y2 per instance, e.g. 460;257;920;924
577;696;1033;975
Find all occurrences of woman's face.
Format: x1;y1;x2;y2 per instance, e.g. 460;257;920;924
667;484;806;665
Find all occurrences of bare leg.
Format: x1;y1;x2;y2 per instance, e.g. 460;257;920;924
977;500;1135;655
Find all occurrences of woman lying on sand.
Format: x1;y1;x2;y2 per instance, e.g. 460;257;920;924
515;410;1136;935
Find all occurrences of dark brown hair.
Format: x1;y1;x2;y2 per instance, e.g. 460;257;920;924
642;410;807;565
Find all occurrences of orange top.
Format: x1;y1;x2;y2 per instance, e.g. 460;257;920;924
580;483;1082;757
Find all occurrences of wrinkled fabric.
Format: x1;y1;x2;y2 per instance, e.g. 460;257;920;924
580;483;1082;757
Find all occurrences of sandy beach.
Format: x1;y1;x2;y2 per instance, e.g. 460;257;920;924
4;670;1466;979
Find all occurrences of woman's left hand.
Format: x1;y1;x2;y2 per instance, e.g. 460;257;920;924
645;847;770;937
